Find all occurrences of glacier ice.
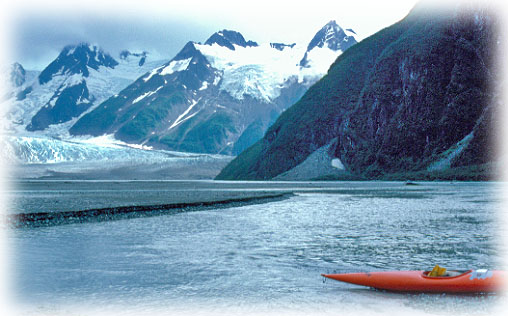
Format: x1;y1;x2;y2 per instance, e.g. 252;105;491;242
0;135;233;179
195;42;336;102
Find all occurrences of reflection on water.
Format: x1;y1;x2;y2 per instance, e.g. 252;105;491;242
6;181;504;315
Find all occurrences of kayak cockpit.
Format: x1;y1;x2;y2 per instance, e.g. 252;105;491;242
422;269;471;278
423;264;471;278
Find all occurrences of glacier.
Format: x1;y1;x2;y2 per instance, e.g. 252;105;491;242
195;42;328;102
1;135;233;179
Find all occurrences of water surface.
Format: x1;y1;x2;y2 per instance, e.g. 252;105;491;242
6;181;505;315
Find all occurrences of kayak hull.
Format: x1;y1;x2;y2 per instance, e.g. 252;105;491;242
322;270;505;293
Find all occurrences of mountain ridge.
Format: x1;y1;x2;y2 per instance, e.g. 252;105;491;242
4;43;166;136
38;43;118;85
204;30;259;50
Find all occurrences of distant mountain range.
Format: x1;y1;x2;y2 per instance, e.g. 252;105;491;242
3;20;357;157
69;21;357;155
216;3;499;181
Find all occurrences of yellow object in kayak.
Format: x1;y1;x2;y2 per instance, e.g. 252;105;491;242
429;264;447;277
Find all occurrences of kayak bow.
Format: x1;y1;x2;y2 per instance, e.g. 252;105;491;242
322;269;505;293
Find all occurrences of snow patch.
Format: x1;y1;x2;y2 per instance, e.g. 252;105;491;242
170;99;200;129
199;81;209;91
143;65;165;82
74;134;154;150
331;158;344;170
132;86;163;104
65;74;85;86
73;134;125;148
301;46;342;75
160;58;192;76
66;47;76;56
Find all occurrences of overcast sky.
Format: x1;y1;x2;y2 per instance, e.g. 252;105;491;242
3;0;421;70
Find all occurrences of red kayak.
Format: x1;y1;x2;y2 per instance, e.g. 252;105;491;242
322;269;506;293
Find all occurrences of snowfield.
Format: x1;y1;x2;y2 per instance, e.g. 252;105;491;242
195;42;342;102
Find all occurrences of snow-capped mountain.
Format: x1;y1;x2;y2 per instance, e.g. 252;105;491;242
300;20;358;69
70;21;358;155
37;43;118;86
3;43;166;136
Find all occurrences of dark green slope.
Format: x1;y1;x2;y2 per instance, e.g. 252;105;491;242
336;4;498;178
216;3;498;180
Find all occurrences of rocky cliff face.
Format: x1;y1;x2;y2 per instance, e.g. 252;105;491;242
216;3;500;180
337;4;498;178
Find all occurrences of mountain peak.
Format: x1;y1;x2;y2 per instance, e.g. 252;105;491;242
62;42;118;67
204;29;258;50
300;20;358;68
39;43;118;85
325;20;339;27
61;43;106;60
306;20;353;52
